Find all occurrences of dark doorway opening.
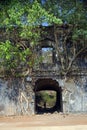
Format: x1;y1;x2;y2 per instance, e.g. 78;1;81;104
34;78;63;114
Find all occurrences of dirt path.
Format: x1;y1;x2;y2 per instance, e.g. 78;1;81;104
0;114;87;126
0;114;87;130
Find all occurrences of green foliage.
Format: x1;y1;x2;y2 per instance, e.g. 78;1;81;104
72;29;87;41
0;0;62;77
36;91;56;107
42;0;87;73
43;0;87;42
0;0;86;76
20;0;62;40
0;40;34;76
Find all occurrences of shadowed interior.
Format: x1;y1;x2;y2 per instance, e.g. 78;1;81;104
35;78;63;114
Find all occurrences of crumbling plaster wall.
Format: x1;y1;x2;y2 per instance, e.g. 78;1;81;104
0;75;87;116
62;76;87;113
0;78;35;116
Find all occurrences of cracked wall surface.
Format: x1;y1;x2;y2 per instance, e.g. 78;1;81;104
62;76;87;113
0;78;35;116
0;76;87;115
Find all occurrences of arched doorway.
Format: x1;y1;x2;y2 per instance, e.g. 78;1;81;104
34;78;63;114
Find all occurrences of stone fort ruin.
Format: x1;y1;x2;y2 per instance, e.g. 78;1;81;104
0;25;87;115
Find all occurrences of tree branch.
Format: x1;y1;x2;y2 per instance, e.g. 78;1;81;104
66;45;87;74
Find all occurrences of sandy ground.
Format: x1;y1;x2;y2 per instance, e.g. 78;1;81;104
0;114;87;130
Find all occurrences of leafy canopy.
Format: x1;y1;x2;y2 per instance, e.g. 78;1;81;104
0;0;62;77
41;0;87;74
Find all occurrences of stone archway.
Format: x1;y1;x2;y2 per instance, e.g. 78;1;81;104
34;78;63;114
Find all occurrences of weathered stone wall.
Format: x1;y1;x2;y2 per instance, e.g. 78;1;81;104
0;78;35;116
0;75;87;115
62;76;87;113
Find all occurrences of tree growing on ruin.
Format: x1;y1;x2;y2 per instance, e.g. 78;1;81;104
43;0;87;76
0;0;62;77
0;0;87;78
